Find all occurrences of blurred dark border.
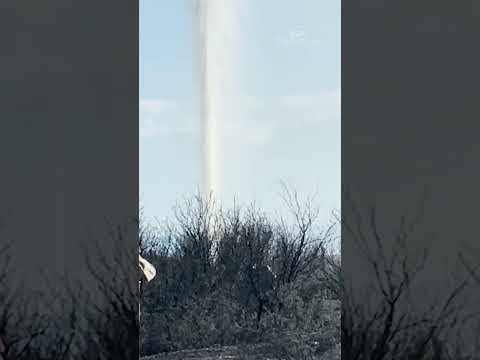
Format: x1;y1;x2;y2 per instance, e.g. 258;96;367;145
343;0;480;358
0;1;138;359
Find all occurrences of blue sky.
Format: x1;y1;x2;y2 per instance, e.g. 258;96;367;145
140;0;340;226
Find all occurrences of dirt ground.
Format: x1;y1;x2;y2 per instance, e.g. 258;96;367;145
141;342;340;360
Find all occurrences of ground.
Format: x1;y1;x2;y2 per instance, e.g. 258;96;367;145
141;343;340;360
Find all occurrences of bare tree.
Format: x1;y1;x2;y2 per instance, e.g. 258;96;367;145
78;222;139;360
341;202;469;360
0;236;55;360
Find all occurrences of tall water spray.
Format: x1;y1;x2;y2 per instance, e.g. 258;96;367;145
195;0;240;197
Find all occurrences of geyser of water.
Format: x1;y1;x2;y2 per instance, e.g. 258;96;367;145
195;0;240;197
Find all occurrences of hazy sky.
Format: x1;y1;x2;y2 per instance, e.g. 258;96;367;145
140;0;340;225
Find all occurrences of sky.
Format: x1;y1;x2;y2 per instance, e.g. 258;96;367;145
140;0;340;227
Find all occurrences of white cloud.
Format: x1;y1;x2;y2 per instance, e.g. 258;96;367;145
140;99;175;113
278;89;341;122
277;27;323;48
139;90;340;145
279;89;340;109
220;89;340;148
139;98;197;138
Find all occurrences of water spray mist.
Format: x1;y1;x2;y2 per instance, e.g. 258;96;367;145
195;0;239;197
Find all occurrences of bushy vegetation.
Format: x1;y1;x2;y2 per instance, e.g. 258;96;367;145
139;191;341;358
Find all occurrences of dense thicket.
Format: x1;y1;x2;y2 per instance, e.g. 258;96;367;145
140;192;341;358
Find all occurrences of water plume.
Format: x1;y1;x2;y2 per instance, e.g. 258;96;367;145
194;0;241;197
